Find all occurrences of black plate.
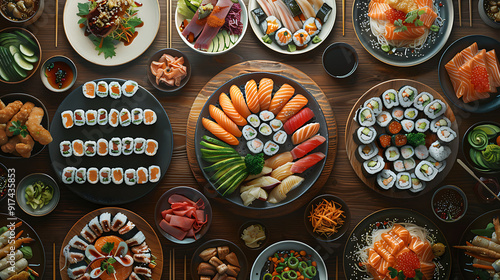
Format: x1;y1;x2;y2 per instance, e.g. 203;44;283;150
343;208;452;280
194;72;329;209
438;35;500;113
48;78;173;205
352;0;454;67
0;93;50;159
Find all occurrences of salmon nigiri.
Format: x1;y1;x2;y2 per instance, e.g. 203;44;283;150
202;118;239;146
292;122;320;145
277;94;309;122
245;79;260;113
257;78;274;111
268;83;295;115
219;93;247;126
209;105;242;137
230;85;251;118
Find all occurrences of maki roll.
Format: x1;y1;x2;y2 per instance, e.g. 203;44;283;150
385;146;400;162
273;130;287;144
74;109;85;126
122;137;134;155
96;81;108;97
363;155;385;176
97;109;108;125
72;140;84;157
247;114;260;128
108;109;119;127
85;110;97;126
377;170;396;190
112;168;124;184
136;167;149;184
61;110;74;129
99;167;111;184
131;108;143;125
264;141;280;156
149;165;161;183
100;212;112;232
259;110;275;122
251;7;266;25
259;123;273;136
428;141;451;161
89;217;103;236
415;160;438;181
283;0;302;17
410;173;425;193
396;172;411;189
393;160;405;172
391;107;404;121
122;80;138;97
109;81;122;99
415;145;428;160
430;117;451;133
356;126;377;145
357;107;376;126
398;86;417;107
111;212;128;231
316;3;332;23
145;139;158;156
423;100;446;119
125;169;136;186
403;158;416;171
134;138;146;154
109;137;122;156
275;28;293;47
401;119;414;133
413;92;433;110
404;108;418;120
392;134;407;147
97;139;108;156
292;29;311;47
69;235;88;251
426;156;447;172
247;139;264;153
143;109;157;125
119;108;131;126
400;145;414;159
62;167;76;184
87;168;99;184
415;119;430;133
436;127;456;143
270;119;283;131
84;140;96;157
243;125;258;140
303;17;322;36
82;81;96;99
358;142;379;161
378;134;392;149
387;120;402;134
381;89;399;109
80;224;97;243
364;97;383;116
75;168;86;184
60;141;72;157
261;16;281;35
376;111;392;127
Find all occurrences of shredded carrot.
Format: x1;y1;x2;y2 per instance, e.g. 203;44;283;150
472;263;494;270
308;199;346;237
26;267;39;277
99;37;104;49
311;261;317;267
464;252;496;263
15;221;22;229
148;263;156;269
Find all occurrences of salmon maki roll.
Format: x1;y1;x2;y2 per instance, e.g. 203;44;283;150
97;109;108;125
230;85;251;118
84;140;96;157
74;109;85;126
119;108;131;126
131;108;143;125
109;81;122;99
269;83;295;115
276;94;309;122
109;137;122;156
112;168;124;184
292;122;320;145
219;93;247;126
202;117;239;146
136;167;148;184
61;110;74;129
245;79;260;113
97;138;108;156
60;141;72;157
149;165;161;183
143;109;157;125
86;110;97;126
257;78;273;111
62;167;76;184
99;167;111;184
209;105;242;138
122;137;134;155
145;139;158;156
134;138;146;154
75;168;86;184
72;140;84;157
96;81;108;98
108;109;119;127
87;168;99;184
82;81;96;99
125;169;136;186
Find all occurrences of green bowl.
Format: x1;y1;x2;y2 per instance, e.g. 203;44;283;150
16;173;60;216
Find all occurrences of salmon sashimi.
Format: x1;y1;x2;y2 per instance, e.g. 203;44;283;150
420;262;436;280
219;93;247;126
276;94;309;122
385;25;426;41
485;50;500;88
418;6;437;28
374;240;396;264
245;79;260;113
368;0;392;20
444;54;464;97
418;241;435;263
368;248;382;269
268;83;295;115
460;42;479;63
415;0;433;7
209;105;242;138
257;78;274;111
291;122;320;145
229;85;251;118
381;233;404;255
202;118;239;146
91;236;132;280
391;223;411;245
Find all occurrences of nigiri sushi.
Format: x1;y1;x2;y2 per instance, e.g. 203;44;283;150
271;162;294;181
202;117;239;146
81;224;96;243
276;94;309;122
290;152;325;173
88;217;103;237
257;78;273;111
283;107;314;134
209;105;242;138
245;79;260;113
268;175;304;203
292;122;320;145
230;85;251;119
264;151;293;169
269;83;295;115
291;135;326;159
61;110;74;129
219;93;247;126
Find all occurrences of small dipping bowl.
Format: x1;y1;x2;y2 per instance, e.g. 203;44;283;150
16;173;60;216
0;0;44;26
238;220;268;250
146;48;191;93
304;194;351;242
431;185;468;223
478;0;500;29
474;177;500;204
40;55;77;92
322;43;358;78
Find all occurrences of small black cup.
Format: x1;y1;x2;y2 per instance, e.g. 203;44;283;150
322;43;358;78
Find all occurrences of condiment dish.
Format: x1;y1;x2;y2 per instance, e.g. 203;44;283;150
431;185;468;223
16;173;59;216
146;48;191;93
238;220;268;250
304;194;350;242
40;55;77;93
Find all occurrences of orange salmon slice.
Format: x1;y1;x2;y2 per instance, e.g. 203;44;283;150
85;84;95;96
73;143;83;154
89;170;98;181
113;170;123;181
63;113;73;127
147;142;157;154
138;170;147;183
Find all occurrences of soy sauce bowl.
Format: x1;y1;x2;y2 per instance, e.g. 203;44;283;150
431;185;468;223
322;43;358;78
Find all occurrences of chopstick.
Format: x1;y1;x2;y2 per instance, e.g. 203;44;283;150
167;0;172;48
458;0;462;26
55;0;59;47
184;255;186;280
335;256;338;280
342;0;345;36
173;248;176;280
469;0;472;27
53;243;55;280
169;250;172;280
457;159;500;202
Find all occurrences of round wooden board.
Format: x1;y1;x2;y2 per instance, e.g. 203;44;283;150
345;79;459;199
186;60;338;218
59;207;163;280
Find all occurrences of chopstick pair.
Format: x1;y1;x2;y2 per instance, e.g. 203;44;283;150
457;159;500;202
457;0;472;27
170;249;187;280
166;0;172;48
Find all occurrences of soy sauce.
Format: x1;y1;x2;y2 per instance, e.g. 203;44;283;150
322;43;358;78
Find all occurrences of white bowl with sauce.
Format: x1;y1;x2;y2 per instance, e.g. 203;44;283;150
40;55;77;93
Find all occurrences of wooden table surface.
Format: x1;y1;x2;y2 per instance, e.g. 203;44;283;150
1;0;499;279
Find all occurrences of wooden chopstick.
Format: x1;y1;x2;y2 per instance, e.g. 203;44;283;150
55;0;59;47
469;0;472;26
336;256;338;280
169;250;172;280
53;243;55;280
167;0;171;48
457;159;500;202
184;255;186;280
458;0;462;26
173;248;175;280
342;0;345;36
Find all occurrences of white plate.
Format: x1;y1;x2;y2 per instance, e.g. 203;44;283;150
175;0;249;55
63;0;160;66
248;0;336;54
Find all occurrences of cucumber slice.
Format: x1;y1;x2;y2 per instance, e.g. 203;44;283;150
208;37;216;52
222;30;231;48
0;64;10;81
217;32;225;51
19;44;35;57
12;62;27;78
9;45;19;56
211;36;219;52
13;52;33;71
0;38;20;47
23;53;38;63
13;31;37;49
229;34;239;43
0;48;18;81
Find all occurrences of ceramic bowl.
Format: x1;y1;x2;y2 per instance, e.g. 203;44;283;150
146;48;191;93
304;194;350;242
478;0;500;28
0;0;44;26
461;121;500;175
40;55;77;92
238;220;268;250
431;185;468;223
16;173;60;216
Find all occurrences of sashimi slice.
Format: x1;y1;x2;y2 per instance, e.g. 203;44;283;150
230;85;252;118
381;233;403;255
202;118;239;146
181;0;218;40
391;223;411;245
267;175;304;203
290;135;326;159
485;49;500;88
384;25;426;41
368;0;391;20
168;194;196;206
209;105;242;137
460;42;479;64
193;0;234;50
169;216;195;231
257;0;274;16
219;93;247;126
269;84;295;115
444;54;463;97
420;262;436;280
273;0;301;32
283;107;315;134
368;249;382;270
276;94;309;122
292;122;320;145
456;59;476;102
258;78;274;111
373;240;396;264
418;241;435;263
245;79;260;113
159;220;188;240
290;152;325;173
416;0;433;7
418;6;437;28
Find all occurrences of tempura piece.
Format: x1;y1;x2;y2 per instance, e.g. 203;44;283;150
15;134;35;158
1;136;21;154
0;101;22;123
6;102;34;137
26;107;52;145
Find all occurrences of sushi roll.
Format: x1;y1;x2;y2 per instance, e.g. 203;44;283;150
72;140;84;157
316;3;333;23
403;158;416;171
109;81;122;99
396;172;411;189
75;168;86;184
303;17;322;36
97;108;108;125
430;117;451;133
61;110;74;129
376;111;392;127
247;114;260;128
134;138;146;154
67;264;87;279
145;139;158;156
356;126;377;145
428;141;451;161
85;110;97;126
391;107;404;121
60;141;72;157
242;125;258;140
131;108;143;125
392;134;407;147
109;137;122;156
386;120;402;135
401;119;414;133
357;107;376;126
357;143;379;161
377;170;396;190
124;169;136;186
143;109;157;125
119;108;131;126
378;134;392;149
122;137;134;155
415;160;438;181
112;168;124;184
292;29;311;47
273;130;287;144
398;86;417;107
404;108;418;120
111;212;128;231
87;168;99;184
436;127;456;143
362;155;385;176
126;231;146;247
413;92;433;110
264;141;280;156
251;7;266;25
97;139;108;156
410;173;426;193
275;27;292;47
415;119;430;133
109;109;119;127
149;165;161;183
82;81;96;98
259;123;273;136
282;0;301;16
99;167;111;184
74;109;85;126
393;160;405;172
122;80;138;97
426;156;447;172
84;141;96;157
270;119;283;131
385;146;400;162
247;139;264;154
136;167;148;184
96;81;108;97
364;97;383;116
260;16;281;35
68;235;88;252
88;217;103;237
62;167;76;184
259;110;275;122
415;145;428;160
423;100;446;119
400;145;415;159
381;89;399;109
100;212;112;232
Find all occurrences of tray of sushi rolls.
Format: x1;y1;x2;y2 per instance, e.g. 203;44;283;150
345;79;459;198
59;208;163;280
248;0;335;54
48;78;174;205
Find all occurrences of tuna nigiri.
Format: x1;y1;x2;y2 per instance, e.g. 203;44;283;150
258;78;274;111
291;135;326;159
268;83;295;115
209;105;242;137
292;122;320;145
290;152;325;173
283;107;314;134
230;85;252;118
202;118;239;146
219;93;247;126
276;94;309;122
245;79;260;113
